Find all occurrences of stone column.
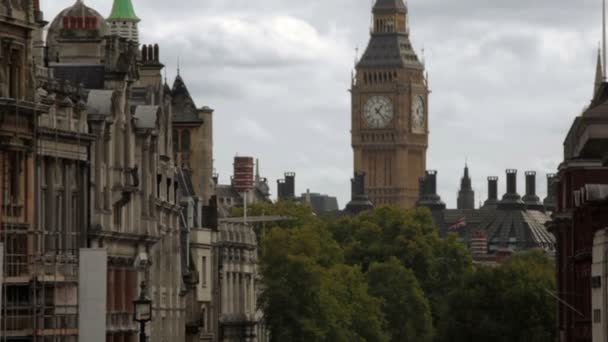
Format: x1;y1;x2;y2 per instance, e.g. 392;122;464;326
221;271;228;314
104;130;112;211
249;275;255;316
142;139;150;218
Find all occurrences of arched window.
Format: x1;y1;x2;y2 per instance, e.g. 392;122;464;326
181;130;191;151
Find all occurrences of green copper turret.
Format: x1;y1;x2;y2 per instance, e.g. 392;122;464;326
108;0;140;21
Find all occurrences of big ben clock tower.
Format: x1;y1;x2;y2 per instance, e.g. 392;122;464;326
351;0;429;209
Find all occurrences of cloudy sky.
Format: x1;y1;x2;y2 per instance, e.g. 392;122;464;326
43;0;603;208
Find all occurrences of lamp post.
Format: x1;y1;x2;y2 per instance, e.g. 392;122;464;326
133;281;152;342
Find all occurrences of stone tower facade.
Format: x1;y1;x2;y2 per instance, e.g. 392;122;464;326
172;74;215;203
351;0;429;208
457;164;475;210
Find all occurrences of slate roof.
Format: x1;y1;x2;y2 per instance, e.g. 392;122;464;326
357;34;423;69
133;105;158;129
171;75;203;124
373;0;407;13
51;64;106;90
86;90;114;115
434;208;555;253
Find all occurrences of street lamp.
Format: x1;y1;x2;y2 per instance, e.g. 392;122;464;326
133;281;152;342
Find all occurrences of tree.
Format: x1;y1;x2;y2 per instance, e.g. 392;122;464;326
367;257;433;342
436;249;556;342
327;206;473;323
259;224;388;342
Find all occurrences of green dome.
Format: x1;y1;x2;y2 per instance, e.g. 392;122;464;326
108;0;140;21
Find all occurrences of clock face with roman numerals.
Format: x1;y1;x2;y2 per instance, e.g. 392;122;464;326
411;95;425;133
363;96;394;129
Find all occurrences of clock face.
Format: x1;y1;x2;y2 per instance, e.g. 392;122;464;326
411;95;425;133
363;96;394;129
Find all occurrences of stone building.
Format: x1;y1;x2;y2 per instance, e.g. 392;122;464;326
177;168;219;342
550;48;608;342
0;0;50;339
418;168;555;263
43;0;184;340
172;73;215;203
351;0;429;208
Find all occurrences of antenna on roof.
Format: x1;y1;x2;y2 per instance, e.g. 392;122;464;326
177;56;181;76
602;0;607;80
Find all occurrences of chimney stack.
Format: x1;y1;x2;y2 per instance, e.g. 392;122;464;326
500;169;524;209
345;172;374;215
277;173;296;201
416;170;446;211
543;174;557;212
483;176;499;208
284;172;296;199
522;171;543;210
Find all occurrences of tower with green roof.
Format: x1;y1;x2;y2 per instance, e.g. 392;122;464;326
107;0;140;43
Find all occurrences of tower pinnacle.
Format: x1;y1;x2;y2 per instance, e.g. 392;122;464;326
108;0;140;43
457;164;475;210
595;46;603;97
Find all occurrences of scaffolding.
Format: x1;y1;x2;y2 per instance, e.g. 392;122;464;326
0;86;85;341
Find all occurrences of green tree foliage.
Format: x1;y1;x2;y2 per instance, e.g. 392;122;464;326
256;202;555;342
436;249;556;342
367;257;433;342
259;224;388;342
327;206;473;322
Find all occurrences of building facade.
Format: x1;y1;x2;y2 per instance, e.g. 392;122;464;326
172;74;215;203
44;0;185;340
550;52;608;342
351;0;429;208
0;0;49;339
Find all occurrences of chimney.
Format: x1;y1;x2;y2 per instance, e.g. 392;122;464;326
416;170;445;211
483;176;499;208
345;172;374;215
499;169;524;209
284;172;296;199
506;169;517;195
543;174;557;212
522;171;542;209
277;179;286;201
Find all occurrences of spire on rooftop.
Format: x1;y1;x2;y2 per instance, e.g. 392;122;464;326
457;164;475;210
108;0;139;21
595;47;604;97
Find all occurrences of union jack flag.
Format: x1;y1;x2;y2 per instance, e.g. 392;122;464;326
448;217;466;230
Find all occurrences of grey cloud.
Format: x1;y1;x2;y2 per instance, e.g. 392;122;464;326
42;0;602;207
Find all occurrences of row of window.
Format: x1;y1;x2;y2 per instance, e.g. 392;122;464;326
62;16;98;30
362;70;398;84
